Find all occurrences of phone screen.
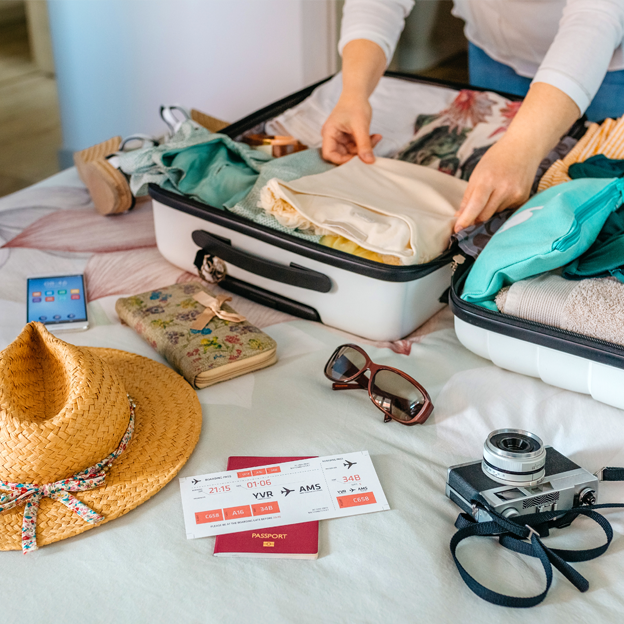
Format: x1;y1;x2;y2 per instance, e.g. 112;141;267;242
27;275;88;325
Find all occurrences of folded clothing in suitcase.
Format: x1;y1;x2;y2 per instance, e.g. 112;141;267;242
450;253;624;411
149;73;523;342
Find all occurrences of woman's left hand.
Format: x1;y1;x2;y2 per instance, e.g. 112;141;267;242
453;135;541;233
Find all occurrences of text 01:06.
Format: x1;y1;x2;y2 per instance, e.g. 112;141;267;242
246;480;272;488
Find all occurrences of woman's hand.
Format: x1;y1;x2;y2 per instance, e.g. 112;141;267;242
453;135;540;232
454;82;580;232
321;39;387;165
321;95;382;165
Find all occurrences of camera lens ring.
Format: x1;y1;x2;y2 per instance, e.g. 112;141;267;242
486;429;544;461
482;429;547;486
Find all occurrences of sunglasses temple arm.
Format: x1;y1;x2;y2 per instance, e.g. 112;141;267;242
332;382;364;390
332;374;369;392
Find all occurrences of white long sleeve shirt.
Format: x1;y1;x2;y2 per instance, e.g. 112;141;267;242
338;0;624;114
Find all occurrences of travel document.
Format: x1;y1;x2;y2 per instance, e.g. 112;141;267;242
180;451;390;539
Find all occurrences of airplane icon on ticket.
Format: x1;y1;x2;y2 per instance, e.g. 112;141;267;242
344;460;357;469
281;487;294;497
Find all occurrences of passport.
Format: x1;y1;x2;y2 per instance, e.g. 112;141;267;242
213;456;319;559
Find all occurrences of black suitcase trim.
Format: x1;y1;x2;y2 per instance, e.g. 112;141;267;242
449;259;624;370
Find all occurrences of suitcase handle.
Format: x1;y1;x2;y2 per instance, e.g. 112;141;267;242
192;230;332;293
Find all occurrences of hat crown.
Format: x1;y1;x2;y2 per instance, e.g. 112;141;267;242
0;323;131;483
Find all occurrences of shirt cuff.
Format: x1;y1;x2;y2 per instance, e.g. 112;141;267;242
338;31;393;66
531;68;591;115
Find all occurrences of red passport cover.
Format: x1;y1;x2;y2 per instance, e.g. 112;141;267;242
213;456;319;558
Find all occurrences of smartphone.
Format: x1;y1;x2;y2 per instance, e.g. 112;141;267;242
26;274;89;332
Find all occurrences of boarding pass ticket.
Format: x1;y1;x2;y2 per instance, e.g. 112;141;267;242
179;451;390;538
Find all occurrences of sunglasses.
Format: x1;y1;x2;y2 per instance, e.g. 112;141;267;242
324;344;433;425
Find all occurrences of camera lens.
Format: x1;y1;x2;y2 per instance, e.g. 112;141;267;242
499;437;530;452
491;432;541;454
482;429;546;486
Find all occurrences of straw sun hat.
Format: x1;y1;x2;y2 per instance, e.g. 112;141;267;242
0;322;202;553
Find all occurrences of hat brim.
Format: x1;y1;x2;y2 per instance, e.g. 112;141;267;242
0;348;202;551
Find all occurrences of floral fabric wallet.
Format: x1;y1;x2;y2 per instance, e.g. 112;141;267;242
115;283;277;388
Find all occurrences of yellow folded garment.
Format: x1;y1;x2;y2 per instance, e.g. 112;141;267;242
538;116;624;191
320;235;402;265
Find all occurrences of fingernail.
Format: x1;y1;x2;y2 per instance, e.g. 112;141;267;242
361;152;374;162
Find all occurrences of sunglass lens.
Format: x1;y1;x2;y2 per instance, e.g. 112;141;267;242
325;346;367;381
370;370;426;422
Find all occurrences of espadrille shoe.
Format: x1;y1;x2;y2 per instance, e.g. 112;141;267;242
74;136;132;216
74;135;159;216
75;107;229;217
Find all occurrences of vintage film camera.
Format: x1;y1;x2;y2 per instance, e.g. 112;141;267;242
446;429;599;523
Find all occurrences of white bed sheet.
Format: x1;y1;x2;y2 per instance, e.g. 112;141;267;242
1;172;624;623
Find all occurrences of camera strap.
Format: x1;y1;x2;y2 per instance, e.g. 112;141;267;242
450;487;624;608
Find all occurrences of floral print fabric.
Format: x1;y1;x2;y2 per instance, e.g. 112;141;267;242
0;396;136;554
115;283;277;388
395;90;520;180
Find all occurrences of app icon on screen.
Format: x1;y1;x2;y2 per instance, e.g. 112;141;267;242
53;315;61;320
70;289;79;294
71;294;80;300
39;316;47;321
68;314;76;319
45;296;54;302
32;291;41;297
32;297;41;303
58;289;67;295
45;291;54;296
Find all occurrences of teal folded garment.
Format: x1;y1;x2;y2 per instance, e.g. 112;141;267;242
568;154;624;180
563;207;624;282
119;120;272;207
461;177;624;310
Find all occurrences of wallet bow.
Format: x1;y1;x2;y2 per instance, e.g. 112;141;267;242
190;292;246;330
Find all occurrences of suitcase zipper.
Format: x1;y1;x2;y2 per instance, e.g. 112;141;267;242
450;254;466;275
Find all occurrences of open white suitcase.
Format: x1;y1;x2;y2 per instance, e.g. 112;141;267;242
449;258;624;410
150;73;518;341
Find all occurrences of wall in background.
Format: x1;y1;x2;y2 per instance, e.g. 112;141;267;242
48;0;339;166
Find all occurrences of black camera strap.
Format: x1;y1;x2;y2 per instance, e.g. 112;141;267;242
450;485;624;608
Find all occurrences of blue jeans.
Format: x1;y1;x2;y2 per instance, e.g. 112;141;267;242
468;42;624;122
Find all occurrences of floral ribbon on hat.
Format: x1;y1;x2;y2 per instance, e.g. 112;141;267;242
0;395;136;554
190;291;246;331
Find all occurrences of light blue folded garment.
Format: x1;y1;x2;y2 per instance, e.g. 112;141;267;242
462;177;624;310
118;121;272;206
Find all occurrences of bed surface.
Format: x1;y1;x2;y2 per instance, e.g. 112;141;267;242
1;170;624;623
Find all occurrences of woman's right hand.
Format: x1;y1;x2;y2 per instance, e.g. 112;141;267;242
321;95;382;165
